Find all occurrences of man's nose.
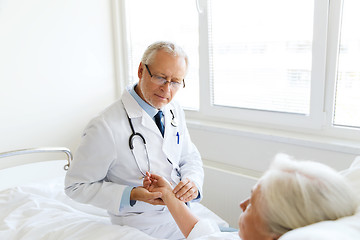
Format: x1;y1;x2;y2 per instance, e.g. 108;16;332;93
161;80;172;92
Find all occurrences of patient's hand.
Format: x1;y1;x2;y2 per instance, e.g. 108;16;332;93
143;173;198;203
143;172;173;198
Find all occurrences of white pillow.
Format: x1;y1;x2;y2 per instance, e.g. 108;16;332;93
341;156;360;201
280;156;360;240
280;211;360;240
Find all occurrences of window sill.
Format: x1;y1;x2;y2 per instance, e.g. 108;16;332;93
186;118;360;155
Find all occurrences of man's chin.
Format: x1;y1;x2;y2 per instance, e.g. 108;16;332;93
150;101;168;110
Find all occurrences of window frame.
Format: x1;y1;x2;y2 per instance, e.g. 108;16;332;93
323;0;360;140
194;0;328;130
116;0;360;141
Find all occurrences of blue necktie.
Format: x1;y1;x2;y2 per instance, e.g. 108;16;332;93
154;110;164;137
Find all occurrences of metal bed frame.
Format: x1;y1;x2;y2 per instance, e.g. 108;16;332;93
0;147;73;170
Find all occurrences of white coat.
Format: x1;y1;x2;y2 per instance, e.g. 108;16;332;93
65;88;204;235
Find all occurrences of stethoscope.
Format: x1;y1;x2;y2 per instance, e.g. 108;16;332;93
126;109;178;177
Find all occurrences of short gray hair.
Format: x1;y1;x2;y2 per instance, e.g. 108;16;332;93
141;41;189;72
259;154;359;236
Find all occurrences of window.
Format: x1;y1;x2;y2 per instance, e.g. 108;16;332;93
119;0;360;138
210;0;313;115
333;0;360;129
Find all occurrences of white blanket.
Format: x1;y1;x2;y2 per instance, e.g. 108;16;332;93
0;178;162;240
0;176;228;240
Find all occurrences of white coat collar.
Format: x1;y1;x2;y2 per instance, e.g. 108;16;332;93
121;88;144;119
121;87;175;121
121;88;176;138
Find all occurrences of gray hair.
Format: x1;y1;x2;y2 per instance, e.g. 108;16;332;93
259;154;359;236
141;41;189;72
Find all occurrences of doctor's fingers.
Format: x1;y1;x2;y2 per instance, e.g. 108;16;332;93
180;186;198;202
143;191;165;205
173;178;190;194
146;198;165;205
183;191;198;203
174;181;198;200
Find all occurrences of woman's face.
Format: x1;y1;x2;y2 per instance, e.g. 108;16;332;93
238;184;276;240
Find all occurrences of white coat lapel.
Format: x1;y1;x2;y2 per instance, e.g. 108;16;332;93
121;89;163;137
141;113;162;136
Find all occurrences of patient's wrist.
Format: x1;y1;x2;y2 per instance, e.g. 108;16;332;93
162;190;179;203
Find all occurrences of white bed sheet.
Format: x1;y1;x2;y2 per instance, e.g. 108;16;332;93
0;161;228;240
0;177;163;240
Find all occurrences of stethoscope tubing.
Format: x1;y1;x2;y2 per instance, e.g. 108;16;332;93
126;112;150;177
124;105;178;178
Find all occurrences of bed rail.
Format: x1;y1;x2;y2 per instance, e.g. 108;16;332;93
0;147;73;170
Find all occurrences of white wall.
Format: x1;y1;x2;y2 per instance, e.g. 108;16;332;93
188;121;360;227
0;0;117;162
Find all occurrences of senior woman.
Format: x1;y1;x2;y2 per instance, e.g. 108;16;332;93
143;154;359;240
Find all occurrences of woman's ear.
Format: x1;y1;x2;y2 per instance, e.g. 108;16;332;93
272;233;281;240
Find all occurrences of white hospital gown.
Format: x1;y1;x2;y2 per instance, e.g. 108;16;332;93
187;219;240;240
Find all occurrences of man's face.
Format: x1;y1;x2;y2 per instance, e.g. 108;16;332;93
238;184;276;240
136;50;186;109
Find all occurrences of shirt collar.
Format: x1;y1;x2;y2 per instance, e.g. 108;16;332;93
128;83;161;118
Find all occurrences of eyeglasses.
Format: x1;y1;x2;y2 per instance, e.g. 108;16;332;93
145;64;185;90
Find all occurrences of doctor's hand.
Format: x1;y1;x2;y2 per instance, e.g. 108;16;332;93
173;178;199;203
130;186;165;205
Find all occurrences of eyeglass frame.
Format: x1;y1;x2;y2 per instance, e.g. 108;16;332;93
145;64;186;89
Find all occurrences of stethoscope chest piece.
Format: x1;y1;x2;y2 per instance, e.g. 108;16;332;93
171;118;178;127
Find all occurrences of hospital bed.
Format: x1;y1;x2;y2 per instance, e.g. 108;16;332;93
0;147;228;240
1;148;360;240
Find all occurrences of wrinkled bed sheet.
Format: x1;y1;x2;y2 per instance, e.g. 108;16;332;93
0;177;229;240
0;178;163;240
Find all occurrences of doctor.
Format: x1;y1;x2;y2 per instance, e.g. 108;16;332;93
65;41;204;239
